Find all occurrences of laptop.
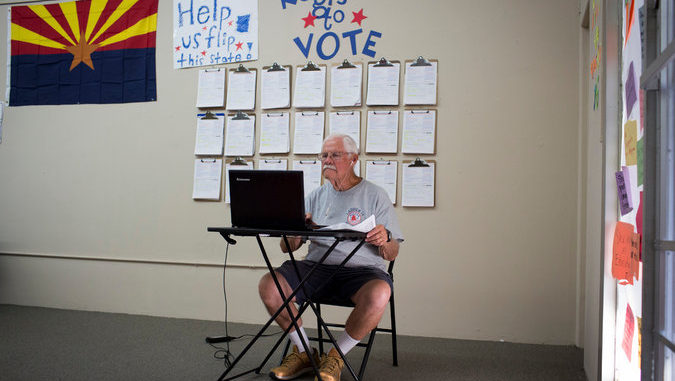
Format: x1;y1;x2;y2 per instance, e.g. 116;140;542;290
229;170;314;231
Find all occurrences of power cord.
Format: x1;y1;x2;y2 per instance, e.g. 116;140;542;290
206;241;283;368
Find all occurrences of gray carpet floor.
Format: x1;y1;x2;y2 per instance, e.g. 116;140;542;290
0;305;586;381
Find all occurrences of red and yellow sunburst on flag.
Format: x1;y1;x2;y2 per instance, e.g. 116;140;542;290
9;0;158;106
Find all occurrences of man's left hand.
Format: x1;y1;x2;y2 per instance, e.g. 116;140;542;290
366;224;389;247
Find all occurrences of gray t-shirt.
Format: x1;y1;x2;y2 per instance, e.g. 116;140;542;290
305;179;404;272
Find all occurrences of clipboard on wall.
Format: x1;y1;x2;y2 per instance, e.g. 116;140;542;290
401;158;436;207
225;157;254;204
403;56;439;105
261;62;292;109
401;109;437;154
365;159;398;204
366;57;401;106
294;61;327;108
226;64;257;111
193;158;223;201
330;59;363;107
196;68;226;108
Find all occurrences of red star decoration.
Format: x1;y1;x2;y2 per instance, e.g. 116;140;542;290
302;12;316;28
228;20;234;26
202;26;207;31
175;46;180;51
235;42;243;50
201;50;207;56
351;9;367;26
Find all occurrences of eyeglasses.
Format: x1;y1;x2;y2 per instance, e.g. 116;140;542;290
317;151;350;161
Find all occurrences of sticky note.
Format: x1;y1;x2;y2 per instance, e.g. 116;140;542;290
624;120;638;166
616;170;633;216
637;137;644;186
626;62;637;117
612;222;635;282
622;304;635;362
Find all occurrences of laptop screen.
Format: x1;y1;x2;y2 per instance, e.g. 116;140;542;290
228;170;308;230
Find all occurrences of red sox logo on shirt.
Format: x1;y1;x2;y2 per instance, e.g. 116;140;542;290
346;208;364;225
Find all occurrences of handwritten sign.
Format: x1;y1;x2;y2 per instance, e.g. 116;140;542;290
173;0;258;69
280;1;382;60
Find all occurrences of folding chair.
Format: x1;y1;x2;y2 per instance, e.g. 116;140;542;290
281;261;398;380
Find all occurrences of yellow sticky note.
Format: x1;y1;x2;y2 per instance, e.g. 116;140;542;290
624;120;638;166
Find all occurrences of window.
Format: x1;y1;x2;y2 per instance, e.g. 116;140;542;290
643;1;675;380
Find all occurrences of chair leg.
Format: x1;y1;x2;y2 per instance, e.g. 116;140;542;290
389;293;398;366
316;303;324;355
358;329;377;380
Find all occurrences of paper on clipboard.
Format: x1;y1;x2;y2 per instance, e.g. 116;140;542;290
329;111;360;149
260;112;290;153
194;114;225;155
225;160;254;203
366;161;397;204
193;159;222;200
196;69;225;108
226;69;256;110
293;160;322;196
331;64;362;107
261;67;290;109
293;112;324;154
294;66;326;108
403;61;437;105
402;162;435;207
366;62;400;106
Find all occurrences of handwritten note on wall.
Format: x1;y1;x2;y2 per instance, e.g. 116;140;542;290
174;0;258;68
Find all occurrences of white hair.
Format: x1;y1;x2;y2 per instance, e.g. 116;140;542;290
324;134;358;154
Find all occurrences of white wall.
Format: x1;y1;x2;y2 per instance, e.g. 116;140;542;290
0;0;582;344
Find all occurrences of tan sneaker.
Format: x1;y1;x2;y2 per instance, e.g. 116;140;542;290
269;345;319;380
314;348;344;381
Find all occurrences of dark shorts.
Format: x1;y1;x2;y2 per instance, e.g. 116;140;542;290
276;260;393;306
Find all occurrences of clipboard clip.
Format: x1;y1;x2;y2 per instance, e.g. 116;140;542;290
232;111;250;120
410;109;431;114
266;112;285;117
373;158;392;165
337;59;356;69
301;61;321;71
268;62;286;72
200;158;217;163
336;111;355;115
411;56;432;66
201;111;218;120
301;111;319;116
374;57;393;67
409;157;430;167
235;64;250;73
299;160;318;164
372;110;392;115
264;159;282;163
230;157;247;166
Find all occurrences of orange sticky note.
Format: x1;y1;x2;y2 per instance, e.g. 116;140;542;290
625;0;635;46
624;120;638;166
612;221;634;282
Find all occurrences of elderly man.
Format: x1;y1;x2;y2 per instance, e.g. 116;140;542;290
259;134;403;381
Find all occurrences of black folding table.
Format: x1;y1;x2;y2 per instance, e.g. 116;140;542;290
207;227;368;381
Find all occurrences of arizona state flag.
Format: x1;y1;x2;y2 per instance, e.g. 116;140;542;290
9;0;157;106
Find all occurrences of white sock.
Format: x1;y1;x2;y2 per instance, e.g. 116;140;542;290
288;326;310;353
335;331;360;355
